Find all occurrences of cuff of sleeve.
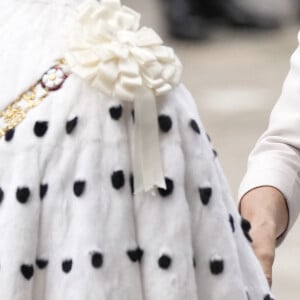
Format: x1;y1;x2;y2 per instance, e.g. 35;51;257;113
238;166;300;246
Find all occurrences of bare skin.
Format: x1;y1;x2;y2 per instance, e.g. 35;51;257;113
240;186;289;286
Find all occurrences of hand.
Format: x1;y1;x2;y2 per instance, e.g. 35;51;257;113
240;186;289;286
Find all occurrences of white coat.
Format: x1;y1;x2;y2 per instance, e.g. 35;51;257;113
0;0;272;299
239;31;300;241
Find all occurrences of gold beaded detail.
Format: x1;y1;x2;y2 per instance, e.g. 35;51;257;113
0;62;69;138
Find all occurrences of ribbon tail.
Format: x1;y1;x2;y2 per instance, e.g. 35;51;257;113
133;86;166;193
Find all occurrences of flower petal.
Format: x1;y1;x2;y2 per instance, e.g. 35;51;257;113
114;82;135;101
102;0;122;10
98;60;119;83
119;6;141;31
135;27;163;47
154;46;175;62
77;0;99;24
120;75;142;88
65;0;182;101
130;47;156;65
92;75;113;96
141;61;162;79
119;58;139;77
56;69;64;78
110;43;129;59
155;83;172;95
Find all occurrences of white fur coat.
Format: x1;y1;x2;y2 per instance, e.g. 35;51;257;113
0;0;272;299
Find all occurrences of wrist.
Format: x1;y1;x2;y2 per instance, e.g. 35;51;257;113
240;186;289;239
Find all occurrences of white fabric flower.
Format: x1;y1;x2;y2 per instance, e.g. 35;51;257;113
64;0;183;193
65;0;182;101
42;68;65;91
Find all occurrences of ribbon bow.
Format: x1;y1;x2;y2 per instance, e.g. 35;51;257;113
65;0;182;193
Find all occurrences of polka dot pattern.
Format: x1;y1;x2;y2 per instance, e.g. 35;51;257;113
213;149;218;157
190;120;201;134
111;171;125;190
16;187;31;204
210;257;224;275
34;121;48;137
157;178;174;197
158;255;172;270
5;129;15;142
241;218;253;243
158;115;172;133
73;181;86;197
0;83;271;298
62;259;73;273
127;247;144;263
246;291;250;300
199;187;212;205
91;252;103;269
40;184;48;200
229;214;235;233
36;259;48;270
66;117;78;134
129;173;134;195
0;187;4;204
109;105;123;120
20;264;34;280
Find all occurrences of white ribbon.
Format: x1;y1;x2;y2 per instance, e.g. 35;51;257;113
134;86;166;192
65;0;182;192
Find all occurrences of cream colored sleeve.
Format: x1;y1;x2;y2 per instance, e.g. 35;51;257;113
239;31;300;242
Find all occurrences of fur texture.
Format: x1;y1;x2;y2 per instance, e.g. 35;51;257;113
0;1;272;299
0;75;271;300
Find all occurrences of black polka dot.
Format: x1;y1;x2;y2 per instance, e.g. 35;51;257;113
91;252;103;269
246;291;250;300
129;173;134;195
199;187;212;205
127;247;144;263
34;121;48;137
20;264;34;280
66;117;78;134
241;218;251;232
213;149;218;157
190;119;201;134
229;214;235;233
157;178;174;198
0;187;4;204
109;105;123;120
158;115;172;133
73;181;86;197
241;218;253;243
36;259;48;270
40;184;48;200
131;110;135;122
264;295;273;300
111;171;125;190
16;187;31;204
158;255;172;269
210;257;224;275
62;259;73;273
5;128;15;142
193;257;197;268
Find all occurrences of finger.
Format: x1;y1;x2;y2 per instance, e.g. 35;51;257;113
250;226;276;287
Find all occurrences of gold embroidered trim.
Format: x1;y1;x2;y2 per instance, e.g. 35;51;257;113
0;61;69;138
